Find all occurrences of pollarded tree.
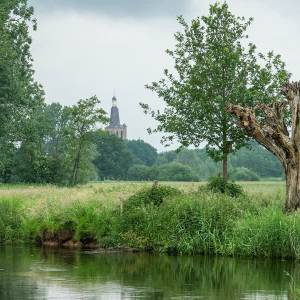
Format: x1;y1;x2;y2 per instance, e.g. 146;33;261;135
229;82;300;212
142;2;289;180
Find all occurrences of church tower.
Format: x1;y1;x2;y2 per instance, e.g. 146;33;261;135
105;96;127;140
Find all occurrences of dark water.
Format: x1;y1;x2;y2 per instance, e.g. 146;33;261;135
0;247;299;300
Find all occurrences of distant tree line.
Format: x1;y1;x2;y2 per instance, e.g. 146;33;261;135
93;136;283;182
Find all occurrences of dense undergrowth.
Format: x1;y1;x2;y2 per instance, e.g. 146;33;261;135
0;183;299;258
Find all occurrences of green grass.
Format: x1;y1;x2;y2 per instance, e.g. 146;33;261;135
1;181;297;258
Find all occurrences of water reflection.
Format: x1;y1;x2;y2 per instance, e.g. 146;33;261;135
0;246;298;299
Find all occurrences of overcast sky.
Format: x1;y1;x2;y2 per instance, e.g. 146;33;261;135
29;0;300;151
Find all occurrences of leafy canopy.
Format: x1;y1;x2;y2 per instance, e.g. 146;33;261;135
142;2;289;163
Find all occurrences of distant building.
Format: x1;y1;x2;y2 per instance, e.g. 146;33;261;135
105;96;127;140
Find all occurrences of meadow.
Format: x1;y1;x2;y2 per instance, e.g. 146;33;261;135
0;181;285;206
2;181;298;259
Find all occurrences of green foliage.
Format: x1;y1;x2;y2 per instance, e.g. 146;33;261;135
231;167;260;181
121;184;181;249
93;131;132;180
127;139;157;166
207;177;244;197
127;164;156;181
125;183;180;208
68;96;108;186
0;0;44;182
233;209;300;258
142;2;289;179
70;201;120;247
0;2;110;186
157;162;199;182
230;142;283;178
3;182;300;258
0;199;24;242
157;148;220;180
127;162;199;182
22;200;120;248
154;143;282;181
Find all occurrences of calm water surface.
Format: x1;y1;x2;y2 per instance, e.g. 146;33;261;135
0;246;298;299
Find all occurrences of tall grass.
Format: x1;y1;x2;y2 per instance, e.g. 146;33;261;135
0;181;298;258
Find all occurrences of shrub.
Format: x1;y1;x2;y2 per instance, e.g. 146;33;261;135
125;183;181;208
231;167;260;181
207;176;243;197
121;183;182;249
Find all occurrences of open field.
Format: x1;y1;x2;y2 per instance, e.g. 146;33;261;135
0;181;286;207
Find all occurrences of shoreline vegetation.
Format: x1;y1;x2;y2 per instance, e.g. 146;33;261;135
2;181;300;259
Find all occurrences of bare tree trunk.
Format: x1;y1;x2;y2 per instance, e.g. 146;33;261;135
285;163;300;212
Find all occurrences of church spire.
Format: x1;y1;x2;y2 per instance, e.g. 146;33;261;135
105;94;127;140
109;96;120;126
112;95;117;107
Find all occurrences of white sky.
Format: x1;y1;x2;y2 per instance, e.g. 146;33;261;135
29;0;300;151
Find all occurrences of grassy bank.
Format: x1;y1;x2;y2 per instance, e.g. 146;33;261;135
2;181;298;258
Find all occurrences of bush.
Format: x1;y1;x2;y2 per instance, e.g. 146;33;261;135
231;167;260;181
121;190;256;254
121;183;182;249
207;176;243;197
125;183;181;208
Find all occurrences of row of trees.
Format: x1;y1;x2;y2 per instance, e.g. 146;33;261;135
93;135;282;182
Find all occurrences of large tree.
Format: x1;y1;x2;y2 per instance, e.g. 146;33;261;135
142;2;289;180
0;0;44;180
229;82;300;212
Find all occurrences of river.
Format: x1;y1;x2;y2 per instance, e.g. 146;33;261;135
0;246;298;299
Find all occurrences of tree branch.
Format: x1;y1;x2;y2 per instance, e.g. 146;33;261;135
228;104;294;170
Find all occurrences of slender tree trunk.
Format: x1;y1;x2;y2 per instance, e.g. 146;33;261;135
71;154;80;186
70;139;83;186
285;162;300;212
223;154;228;182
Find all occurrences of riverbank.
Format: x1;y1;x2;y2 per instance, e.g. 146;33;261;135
1;181;298;258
